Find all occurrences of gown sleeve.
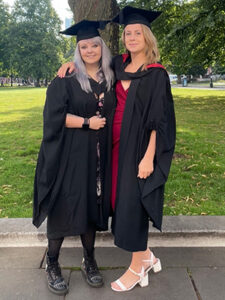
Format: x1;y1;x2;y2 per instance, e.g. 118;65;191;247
142;69;176;198
33;77;68;227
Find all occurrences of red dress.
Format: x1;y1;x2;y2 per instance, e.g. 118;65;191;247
111;80;129;210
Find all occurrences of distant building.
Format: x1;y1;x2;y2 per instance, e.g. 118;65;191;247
65;18;73;29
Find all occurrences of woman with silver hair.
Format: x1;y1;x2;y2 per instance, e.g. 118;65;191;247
33;20;115;295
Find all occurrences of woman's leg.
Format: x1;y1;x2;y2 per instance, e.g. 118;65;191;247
80;225;96;258
46;237;68;295
48;237;64;259
111;248;160;291
80;224;103;287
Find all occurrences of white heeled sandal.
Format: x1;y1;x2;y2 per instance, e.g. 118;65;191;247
111;266;149;292
143;251;162;274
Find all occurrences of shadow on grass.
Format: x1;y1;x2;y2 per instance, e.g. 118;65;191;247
174;94;225;105
0;106;43;117
0;86;46;91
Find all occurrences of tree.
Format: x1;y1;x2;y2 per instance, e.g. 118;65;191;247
68;0;119;55
185;0;225;68
161;0;225;77
10;0;65;85
0;0;10;76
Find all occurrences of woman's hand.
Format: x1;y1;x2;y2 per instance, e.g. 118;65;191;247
89;116;106;130
57;62;75;78
137;157;154;179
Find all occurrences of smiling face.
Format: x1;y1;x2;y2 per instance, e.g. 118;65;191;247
78;38;102;66
124;23;146;55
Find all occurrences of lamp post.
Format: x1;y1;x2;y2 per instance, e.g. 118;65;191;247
210;75;213;88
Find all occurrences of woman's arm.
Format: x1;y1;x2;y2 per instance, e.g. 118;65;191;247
65;113;106;130
65;113;84;128
137;130;156;179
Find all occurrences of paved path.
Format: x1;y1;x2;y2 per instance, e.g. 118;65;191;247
1;216;225;299
171;84;225;90
0;246;225;300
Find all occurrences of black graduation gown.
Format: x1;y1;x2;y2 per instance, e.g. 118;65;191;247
33;75;116;239
111;55;176;251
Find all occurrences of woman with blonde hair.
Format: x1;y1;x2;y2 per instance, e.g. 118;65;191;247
109;6;175;292
58;6;176;292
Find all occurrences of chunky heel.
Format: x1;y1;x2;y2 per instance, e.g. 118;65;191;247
143;251;162;274
111;266;147;292
139;273;149;287
152;259;162;273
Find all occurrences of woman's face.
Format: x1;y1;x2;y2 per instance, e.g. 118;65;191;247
124;24;146;55
79;39;102;66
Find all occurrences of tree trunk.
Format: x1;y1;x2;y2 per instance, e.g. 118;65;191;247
68;0;119;56
35;78;40;87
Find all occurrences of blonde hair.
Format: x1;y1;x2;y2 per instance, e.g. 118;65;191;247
122;24;160;69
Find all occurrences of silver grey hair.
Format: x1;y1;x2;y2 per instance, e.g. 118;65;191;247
74;36;114;93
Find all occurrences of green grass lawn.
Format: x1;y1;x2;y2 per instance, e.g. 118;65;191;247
0;87;45;218
0;87;225;217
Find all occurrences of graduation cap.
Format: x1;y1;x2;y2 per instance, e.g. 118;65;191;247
112;6;161;28
60;20;109;42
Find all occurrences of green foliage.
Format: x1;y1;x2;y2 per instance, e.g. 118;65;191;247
7;0;67;83
186;0;225;68
62;37;77;62
213;63;225;75
167;0;225;73
0;0;10;75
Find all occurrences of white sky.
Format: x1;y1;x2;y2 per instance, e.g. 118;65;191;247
3;0;73;28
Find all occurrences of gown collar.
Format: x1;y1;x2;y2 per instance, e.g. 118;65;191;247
115;54;166;80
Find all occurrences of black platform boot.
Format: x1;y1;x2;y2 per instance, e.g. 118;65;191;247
81;248;103;287
46;253;69;295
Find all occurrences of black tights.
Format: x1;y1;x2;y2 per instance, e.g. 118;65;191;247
47;224;96;260
47;237;64;259
80;224;96;257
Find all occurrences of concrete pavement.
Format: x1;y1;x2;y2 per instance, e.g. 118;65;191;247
0;216;225;299
0;246;225;300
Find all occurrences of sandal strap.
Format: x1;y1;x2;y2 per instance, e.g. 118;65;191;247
143;251;154;264
115;279;126;291
128;266;144;277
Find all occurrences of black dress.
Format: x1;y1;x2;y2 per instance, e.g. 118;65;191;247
111;54;176;252
33;75;116;239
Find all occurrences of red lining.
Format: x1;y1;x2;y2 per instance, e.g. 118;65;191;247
122;53;129;62
146;63;166;70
